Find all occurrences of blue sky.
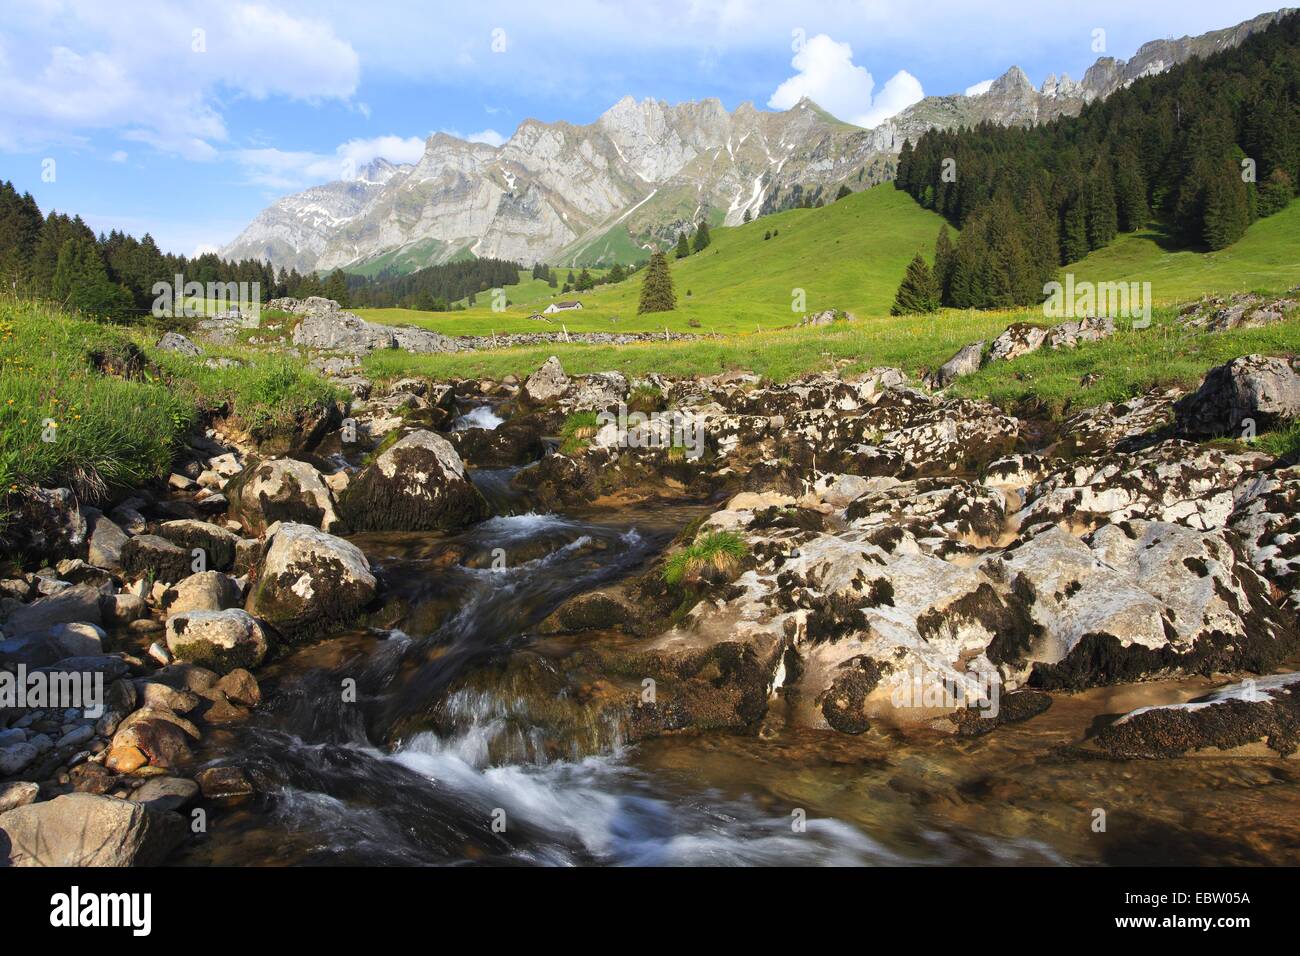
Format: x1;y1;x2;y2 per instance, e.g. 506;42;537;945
0;0;1282;255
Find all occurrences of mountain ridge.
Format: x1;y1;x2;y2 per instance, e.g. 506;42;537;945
221;8;1293;273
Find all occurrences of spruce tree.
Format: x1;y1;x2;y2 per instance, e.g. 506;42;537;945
1060;197;1089;264
932;225;956;305
675;231;690;259
1085;161;1118;251
835;184;852;200
692;221;711;252
324;268;349;307
1203;158;1251;250
890;252;940;315
637;251;676;314
1258;168;1295;217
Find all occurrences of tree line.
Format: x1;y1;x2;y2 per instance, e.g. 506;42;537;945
343;257;523;311
892;12;1299;312
0;183;308;323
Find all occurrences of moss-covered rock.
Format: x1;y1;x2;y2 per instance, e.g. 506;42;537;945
340;430;489;532
226;457;341;535
245;522;377;642
165;608;269;673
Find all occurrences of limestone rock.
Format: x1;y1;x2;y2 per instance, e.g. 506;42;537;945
245;522;376;641
1174;354;1300;438
523;356;569;404
165;608;269;673
226;457;341;534
340;430;489;532
0;793;185;866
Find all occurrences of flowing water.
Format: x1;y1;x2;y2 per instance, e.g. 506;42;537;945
178;449;1300;867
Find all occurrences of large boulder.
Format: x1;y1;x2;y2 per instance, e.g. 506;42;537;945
523;356;569;404
0;793;186;866
161;570;242;615
245;523;376;641
226;458;341;534
565;372;629;412
105;707;199;772
1174;354;1300;438
86;511;129;571
450;413;548;467
290;305;396;352
121;533;192;584
156;331;202;356
929;341;984;388
10;488;87;560
165;608;268;673
339;430;489;532
3;583;104;635
988;323;1048;362
157;519;240;571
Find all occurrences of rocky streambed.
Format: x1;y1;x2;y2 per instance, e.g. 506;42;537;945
4;340;1300;866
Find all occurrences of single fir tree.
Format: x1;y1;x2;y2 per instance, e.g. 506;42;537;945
637;251;676;314
932;225;956;305
890;252;940;315
692;221;711;252
675;232;690;259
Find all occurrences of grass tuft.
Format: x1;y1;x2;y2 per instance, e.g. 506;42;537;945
663;531;749;587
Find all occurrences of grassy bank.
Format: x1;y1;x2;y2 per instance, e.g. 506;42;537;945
0;297;341;520
366;295;1300;428
356;185;948;336
353;190;1300;339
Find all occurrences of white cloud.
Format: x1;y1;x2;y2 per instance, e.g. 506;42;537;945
965;79;994;97
233;133;428;189
0;1;359;158
767;34;923;129
467;129;507;147
109;150;129;163
338;135;426;167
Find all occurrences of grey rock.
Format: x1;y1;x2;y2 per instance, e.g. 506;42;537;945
156;331;202;356
1174;354;1300;438
523;356;569;404
130;776;200;812
930;341;984;388
0;792;186;866
0;781;39;814
245;522;376;641
165;608;269;674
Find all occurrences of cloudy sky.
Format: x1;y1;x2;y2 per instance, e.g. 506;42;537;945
0;0;1281;255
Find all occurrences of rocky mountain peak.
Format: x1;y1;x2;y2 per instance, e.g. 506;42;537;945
990;66;1034;95
220;10;1293;275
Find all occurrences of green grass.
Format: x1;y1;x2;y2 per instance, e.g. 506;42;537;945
354;185;948;336
663;531;749;587
1070;202;1300;304
362;306;1028;384
351;188;1299;346
559;410;600;455
0;300;194;509
0;296;342;526
949;301;1300;415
